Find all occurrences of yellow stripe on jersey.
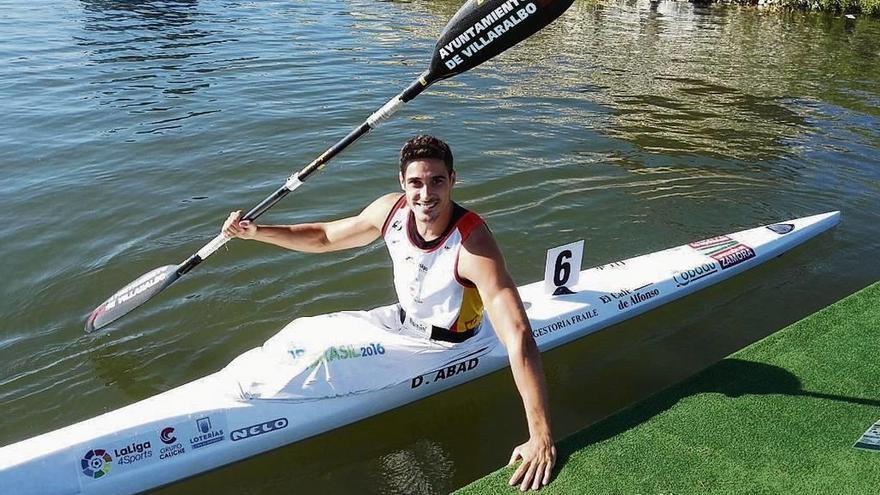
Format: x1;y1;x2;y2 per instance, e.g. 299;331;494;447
453;286;484;332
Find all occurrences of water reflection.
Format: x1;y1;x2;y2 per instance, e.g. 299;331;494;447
76;0;222;134
411;0;879;165
378;440;456;495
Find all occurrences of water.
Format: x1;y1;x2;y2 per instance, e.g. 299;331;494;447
1;0;878;493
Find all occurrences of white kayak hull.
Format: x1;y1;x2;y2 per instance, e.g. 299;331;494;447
0;211;840;495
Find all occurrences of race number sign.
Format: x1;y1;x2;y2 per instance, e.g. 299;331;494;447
544;240;584;296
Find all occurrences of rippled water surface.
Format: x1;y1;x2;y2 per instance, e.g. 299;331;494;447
1;0;878;493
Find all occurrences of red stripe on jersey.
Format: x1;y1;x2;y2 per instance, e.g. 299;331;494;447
381;194;407;237
453;212;485;288
457;211;485;242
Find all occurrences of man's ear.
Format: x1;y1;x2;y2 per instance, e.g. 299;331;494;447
399;172;405;190
450;170;456;187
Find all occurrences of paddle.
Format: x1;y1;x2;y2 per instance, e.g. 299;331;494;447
85;0;575;333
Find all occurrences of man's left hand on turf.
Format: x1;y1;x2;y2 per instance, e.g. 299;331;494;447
508;434;557;491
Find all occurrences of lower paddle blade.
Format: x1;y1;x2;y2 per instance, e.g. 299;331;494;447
428;0;575;81
85;265;180;333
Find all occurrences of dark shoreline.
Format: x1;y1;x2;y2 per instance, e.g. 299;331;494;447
693;0;877;16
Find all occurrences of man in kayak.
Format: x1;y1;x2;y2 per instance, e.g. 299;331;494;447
222;135;554;491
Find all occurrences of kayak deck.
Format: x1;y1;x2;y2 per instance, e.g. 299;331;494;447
0;211;839;495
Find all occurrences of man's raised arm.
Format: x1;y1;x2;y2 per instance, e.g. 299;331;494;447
221;193;401;253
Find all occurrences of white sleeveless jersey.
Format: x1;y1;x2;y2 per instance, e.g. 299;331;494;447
382;196;485;334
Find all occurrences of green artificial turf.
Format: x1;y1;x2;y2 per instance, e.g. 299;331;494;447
456;281;880;494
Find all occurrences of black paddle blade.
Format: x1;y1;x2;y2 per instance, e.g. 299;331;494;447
85;265;180;333
428;0;574;82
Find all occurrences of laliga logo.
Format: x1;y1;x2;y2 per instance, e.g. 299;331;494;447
81;449;112;479
231;418;289;442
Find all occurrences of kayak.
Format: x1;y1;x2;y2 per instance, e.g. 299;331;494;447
0;211;839;495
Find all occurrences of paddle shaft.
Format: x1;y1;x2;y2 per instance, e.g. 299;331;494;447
174;74;431;276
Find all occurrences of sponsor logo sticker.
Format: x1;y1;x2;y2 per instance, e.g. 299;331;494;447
673;262;720;287
190;416;225;450
79;428;175;480
113;440;153;466
105;268;168;310
714;244;756;269
160;427;177;445
231;418;289;442
689;235;756;270
531;309;599;339
80;438;155;480
81;449;112;479
438;0;541;71
159;426;186;460
599;284;660;311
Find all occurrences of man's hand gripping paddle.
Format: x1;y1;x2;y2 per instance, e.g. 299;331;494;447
85;0;575;333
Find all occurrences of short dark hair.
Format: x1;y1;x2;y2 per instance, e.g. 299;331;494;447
399;135;454;175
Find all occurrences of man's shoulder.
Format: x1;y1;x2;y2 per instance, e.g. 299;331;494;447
375;192;404;208
461;221;499;255
458;220;508;285
361;193;404;230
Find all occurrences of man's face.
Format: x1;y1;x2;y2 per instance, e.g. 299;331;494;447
399;158;456;225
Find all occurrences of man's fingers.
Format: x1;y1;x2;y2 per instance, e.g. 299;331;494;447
531;462;547;491
222;211;245;238
542;461;553;486
508;447;521;466
519;461;538;492
508;459;529;486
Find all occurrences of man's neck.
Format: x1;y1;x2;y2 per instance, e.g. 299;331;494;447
413;203;454;242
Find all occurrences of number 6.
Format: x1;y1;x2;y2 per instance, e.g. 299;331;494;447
554;250;572;286
543;240;583;295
